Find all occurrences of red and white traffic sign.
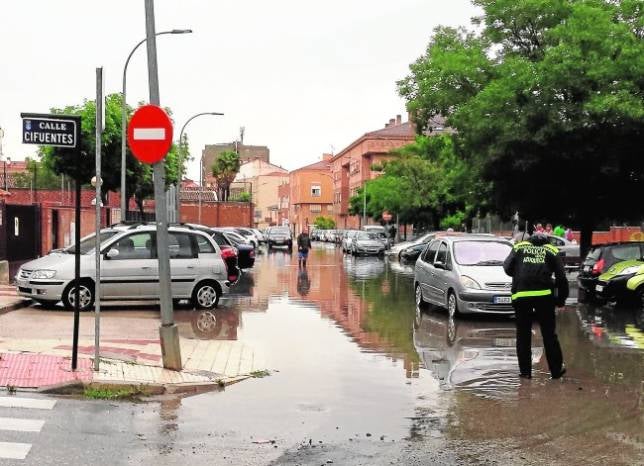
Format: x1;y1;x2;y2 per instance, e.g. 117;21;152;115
127;105;174;164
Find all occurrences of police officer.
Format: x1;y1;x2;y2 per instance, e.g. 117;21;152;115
503;227;569;379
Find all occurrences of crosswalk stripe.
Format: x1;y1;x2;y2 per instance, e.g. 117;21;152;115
0;397;56;410
0;442;32;460
0;417;45;432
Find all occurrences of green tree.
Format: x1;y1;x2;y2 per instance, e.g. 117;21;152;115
211;150;241;201
399;0;644;255
349;134;489;230
40;94;184;212
313;216;336;229
12;158;62;189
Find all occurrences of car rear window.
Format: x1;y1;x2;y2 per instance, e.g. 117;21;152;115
453;241;512;266
609;244;642;261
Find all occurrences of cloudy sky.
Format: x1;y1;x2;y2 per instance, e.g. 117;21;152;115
0;0;479;181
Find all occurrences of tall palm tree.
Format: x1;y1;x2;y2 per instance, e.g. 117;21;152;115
211;150;241;201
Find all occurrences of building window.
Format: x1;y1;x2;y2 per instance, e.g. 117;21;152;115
326;205;333;212
311;184;321;197
310;204;322;213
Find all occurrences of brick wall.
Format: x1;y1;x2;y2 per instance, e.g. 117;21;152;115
7;188;95;207
179;202;253;227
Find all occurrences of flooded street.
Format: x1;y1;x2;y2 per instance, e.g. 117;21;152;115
6;244;641;466
128;244;643;465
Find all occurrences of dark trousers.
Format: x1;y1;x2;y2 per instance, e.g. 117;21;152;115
513;296;563;377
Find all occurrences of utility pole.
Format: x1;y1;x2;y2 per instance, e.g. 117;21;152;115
144;0;182;370
362;183;367;228
94;67;104;372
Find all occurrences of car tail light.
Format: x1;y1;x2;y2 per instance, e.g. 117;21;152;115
592;258;605;275
220;246;237;260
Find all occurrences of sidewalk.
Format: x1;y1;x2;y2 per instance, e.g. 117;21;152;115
0;285;31;313
0;338;266;390
0;300;267;392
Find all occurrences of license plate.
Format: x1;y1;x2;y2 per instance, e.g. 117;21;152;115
494;296;512;304
596;284;604;292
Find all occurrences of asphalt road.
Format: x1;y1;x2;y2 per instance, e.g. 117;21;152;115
2;244;643;465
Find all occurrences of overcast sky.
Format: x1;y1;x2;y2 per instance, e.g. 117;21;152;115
0;0;479;181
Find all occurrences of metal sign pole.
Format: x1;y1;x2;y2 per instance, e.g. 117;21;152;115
94;67;103;372
145;0;182;370
72;172;81;370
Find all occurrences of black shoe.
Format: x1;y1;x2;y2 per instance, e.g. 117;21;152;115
551;365;567;380
519;373;532;379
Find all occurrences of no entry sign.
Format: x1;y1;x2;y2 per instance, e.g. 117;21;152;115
127;105;173;164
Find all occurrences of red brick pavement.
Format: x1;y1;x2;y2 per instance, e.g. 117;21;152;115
0;353;92;388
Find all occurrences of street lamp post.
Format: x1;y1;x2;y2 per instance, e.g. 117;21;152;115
120;28;192;222
176;112;223;222
3;157;11;192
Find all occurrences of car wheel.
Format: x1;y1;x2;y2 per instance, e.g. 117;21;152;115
447;291;459;318
192;281;220;309
415;284;427;314
191;310;223;339
62;280;95;312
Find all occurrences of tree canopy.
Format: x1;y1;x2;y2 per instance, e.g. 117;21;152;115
349;134;489;230
40;93;184;211
211;150;241;201
313;216;336;230
398;0;644;253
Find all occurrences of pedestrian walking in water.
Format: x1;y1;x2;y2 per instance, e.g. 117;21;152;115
503;226;569;380
297;228;312;268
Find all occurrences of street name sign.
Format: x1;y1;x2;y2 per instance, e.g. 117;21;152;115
127;105;173;164
20;113;79;148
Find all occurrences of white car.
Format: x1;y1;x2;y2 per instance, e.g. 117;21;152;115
16;224;232;311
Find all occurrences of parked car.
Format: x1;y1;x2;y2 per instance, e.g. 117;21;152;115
351;231;386;256
363;224;392;248
399;242;430;262
188;226;240;282
341;230;360;253
251;228;266;244
214;229;256;269
266;226;293;250
414;235;514;317
224;227;258;248
594;260;644;307
578;242;644;302
15;224;232;311
390;231;474;259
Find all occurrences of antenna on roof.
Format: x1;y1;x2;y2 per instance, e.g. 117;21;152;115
330;144;335;155
239;126;245;145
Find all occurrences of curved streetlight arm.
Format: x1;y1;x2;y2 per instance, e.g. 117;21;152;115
175;112;224;221
120;29;192;219
179;112;225;143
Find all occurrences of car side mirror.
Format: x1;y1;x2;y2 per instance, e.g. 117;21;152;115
105;248;119;260
434;261;445;269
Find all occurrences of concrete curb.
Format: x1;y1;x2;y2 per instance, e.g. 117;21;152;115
0;298;32;315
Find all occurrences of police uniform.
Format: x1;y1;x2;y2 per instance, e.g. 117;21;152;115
503;234;569;379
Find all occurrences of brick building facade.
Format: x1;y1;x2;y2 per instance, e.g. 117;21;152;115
288;158;334;235
331;115;417;229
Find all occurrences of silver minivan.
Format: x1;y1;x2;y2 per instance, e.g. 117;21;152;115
414;236;514;317
16;224;231;311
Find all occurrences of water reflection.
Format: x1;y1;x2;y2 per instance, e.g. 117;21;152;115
576;303;644;350
413;310;543;399
228;245;643;397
